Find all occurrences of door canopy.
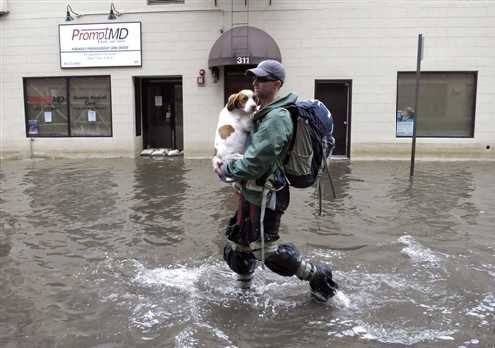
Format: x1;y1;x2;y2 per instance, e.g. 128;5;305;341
208;26;282;68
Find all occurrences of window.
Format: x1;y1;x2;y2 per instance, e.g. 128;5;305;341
24;76;112;137
25;78;69;136
396;72;477;137
69;77;112;136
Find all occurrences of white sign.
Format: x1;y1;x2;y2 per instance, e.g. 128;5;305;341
59;22;142;68
396;111;415;137
88;110;97;122
397;121;414;137
155;96;163;107
44;111;52;123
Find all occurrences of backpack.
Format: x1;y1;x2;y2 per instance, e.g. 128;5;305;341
283;99;335;189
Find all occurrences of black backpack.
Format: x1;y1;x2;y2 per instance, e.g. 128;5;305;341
283;100;337;213
284;100;334;185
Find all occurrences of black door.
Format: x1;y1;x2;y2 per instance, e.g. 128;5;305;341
315;80;352;157
141;78;183;150
224;65;255;103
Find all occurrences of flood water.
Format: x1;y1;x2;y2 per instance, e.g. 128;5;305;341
0;158;494;348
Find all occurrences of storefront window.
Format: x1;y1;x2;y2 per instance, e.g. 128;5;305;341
25;78;69;136
24;76;112;137
70;77;112;136
396;72;477;137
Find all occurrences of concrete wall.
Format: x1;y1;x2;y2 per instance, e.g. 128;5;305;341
1;0;494;160
0;0;224;159
249;0;495;160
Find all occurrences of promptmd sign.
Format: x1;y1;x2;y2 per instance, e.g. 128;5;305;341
59;22;142;68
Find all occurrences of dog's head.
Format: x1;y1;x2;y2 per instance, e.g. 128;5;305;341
226;89;257;113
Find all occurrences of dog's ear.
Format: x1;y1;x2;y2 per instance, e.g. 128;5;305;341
227;93;239;111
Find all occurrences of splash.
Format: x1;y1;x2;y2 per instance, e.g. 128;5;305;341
135;263;204;292
311;248;343;260
399;235;441;265
332;290;351;308
466;294;495;325
175;329;199;348
342;325;456;345
132;260;310;316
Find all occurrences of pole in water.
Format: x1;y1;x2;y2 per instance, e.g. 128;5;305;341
410;33;423;177
30;137;34;159
324;157;337;200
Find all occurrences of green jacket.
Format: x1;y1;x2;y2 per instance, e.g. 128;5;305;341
226;92;297;206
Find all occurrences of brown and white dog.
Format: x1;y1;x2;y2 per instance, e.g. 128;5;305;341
214;89;257;161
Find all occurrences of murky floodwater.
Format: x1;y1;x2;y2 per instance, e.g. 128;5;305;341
0;158;494;348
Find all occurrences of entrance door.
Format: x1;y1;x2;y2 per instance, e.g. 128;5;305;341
141;78;183;150
315;80;352;157
224;65;255;103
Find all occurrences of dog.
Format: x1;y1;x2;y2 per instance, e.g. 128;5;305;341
214;89;257;161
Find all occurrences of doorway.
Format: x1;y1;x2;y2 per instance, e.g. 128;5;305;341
224;65;255;103
137;77;183;150
315;80;352;157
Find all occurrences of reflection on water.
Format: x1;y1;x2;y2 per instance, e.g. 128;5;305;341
0;158;494;347
131;159;188;247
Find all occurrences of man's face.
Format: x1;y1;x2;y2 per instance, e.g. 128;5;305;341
252;76;281;101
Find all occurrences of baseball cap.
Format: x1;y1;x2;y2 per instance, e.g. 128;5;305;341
246;60;285;82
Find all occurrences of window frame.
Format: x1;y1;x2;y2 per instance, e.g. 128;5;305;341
395;71;478;138
147;0;185;4
133;77;142;137
23;75;113;138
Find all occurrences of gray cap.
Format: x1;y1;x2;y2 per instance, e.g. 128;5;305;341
246;59;285;82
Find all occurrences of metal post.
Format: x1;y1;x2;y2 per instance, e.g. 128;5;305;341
410;34;423;177
29;137;34;159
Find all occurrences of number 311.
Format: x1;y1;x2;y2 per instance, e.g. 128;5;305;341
236;57;250;64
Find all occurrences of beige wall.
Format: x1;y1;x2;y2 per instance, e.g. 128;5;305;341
0;0;494;160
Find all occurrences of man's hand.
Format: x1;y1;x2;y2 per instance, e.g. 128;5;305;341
212;156;224;177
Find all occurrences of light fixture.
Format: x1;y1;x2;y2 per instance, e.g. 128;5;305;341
108;2;120;20
65;4;79;22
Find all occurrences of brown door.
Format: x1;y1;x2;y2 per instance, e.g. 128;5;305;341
224;65;255;104
315;80;352;157
142;78;183;150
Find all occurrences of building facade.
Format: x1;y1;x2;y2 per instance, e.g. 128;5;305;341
0;0;494;160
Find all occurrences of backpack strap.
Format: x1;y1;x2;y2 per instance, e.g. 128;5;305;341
282;104;299;165
317;176;323;216
255;105;294;190
259;186;270;267
324;143;337;200
316;142;337;215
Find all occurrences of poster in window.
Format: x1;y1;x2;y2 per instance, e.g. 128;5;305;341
44;111;53;123
28;120;39;135
396;107;415;137
88;110;97;122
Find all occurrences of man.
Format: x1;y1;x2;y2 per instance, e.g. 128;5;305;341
399;106;415;121
212;60;338;302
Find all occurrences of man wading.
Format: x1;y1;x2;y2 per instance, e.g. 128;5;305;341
212;60;338;302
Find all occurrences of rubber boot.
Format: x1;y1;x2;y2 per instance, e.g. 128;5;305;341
297;261;338;302
223;243;257;290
